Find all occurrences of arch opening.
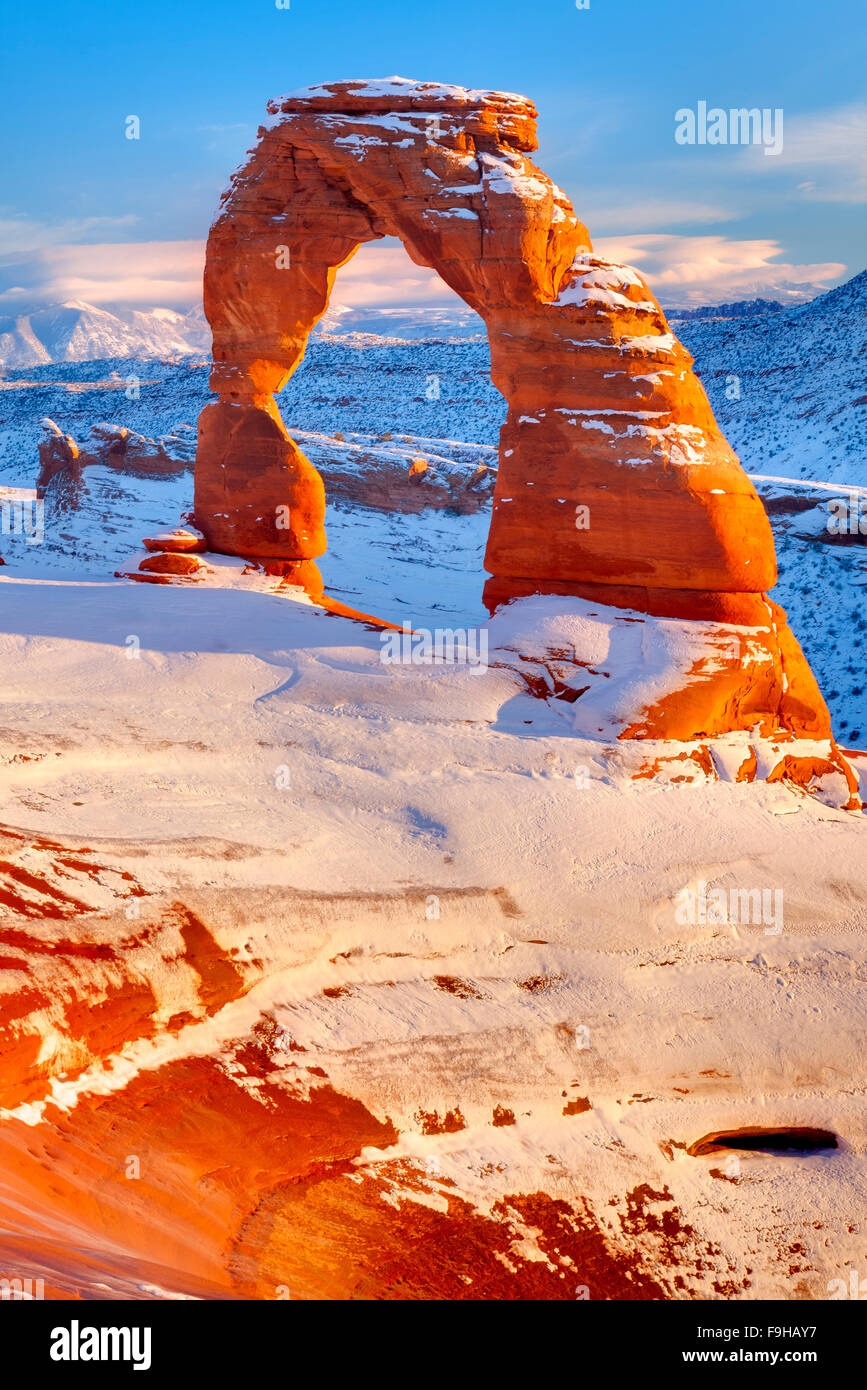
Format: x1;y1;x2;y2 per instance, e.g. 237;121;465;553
272;238;502;627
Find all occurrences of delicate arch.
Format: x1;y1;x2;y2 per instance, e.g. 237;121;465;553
194;77;775;606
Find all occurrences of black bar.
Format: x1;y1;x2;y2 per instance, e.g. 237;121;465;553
2;1296;859;1377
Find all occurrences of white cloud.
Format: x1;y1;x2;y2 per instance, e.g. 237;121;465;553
0;239;205;310
739;102;867;203
595;233;846;306
334;238;849;310
0;231;849;317
0;240;460;313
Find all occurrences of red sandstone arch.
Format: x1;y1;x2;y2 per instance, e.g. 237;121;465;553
194;77;776;610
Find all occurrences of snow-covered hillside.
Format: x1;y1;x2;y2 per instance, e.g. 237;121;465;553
679;271;867;486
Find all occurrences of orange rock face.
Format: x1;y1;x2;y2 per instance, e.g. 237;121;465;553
38;420;187;492
142;528;205;553
138;552;206;576
484;252;775;594
196;402;325;559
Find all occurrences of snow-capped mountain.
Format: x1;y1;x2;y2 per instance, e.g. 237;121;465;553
0;301;210;369
664;280;832;315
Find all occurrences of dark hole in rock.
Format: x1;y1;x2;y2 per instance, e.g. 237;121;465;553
688;1126;838;1157
555;684;591;703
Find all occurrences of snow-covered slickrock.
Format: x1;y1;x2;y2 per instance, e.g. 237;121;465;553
0;584;864;1299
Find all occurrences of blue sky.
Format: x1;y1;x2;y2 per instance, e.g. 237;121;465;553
1;0;864;310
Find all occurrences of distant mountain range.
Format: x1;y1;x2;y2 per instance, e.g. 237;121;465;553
0;299;492;368
668;297;784;321
315;304;485;339
0;301;210;370
0;281;841;368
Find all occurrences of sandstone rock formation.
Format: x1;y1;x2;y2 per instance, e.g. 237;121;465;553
191;77;851;788
138;551;207;577
125;517;210;584
142;526;205;554
298;432;496;513
198;77;588;560
36;419;80;490
38;419;194;493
